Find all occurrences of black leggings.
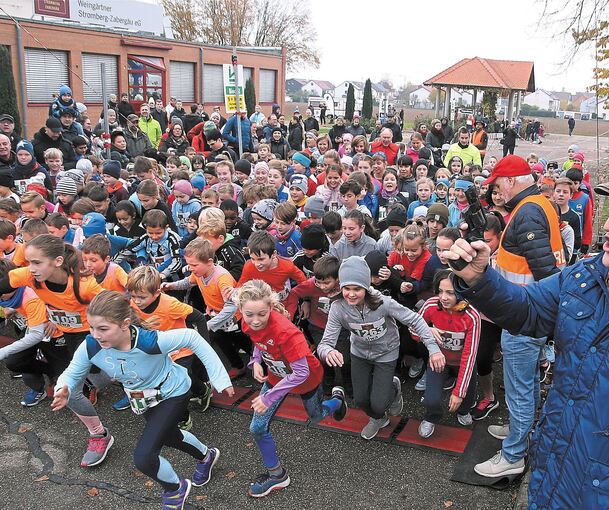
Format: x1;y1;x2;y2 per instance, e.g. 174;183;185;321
133;393;206;492
209;328;251;369
503;144;515;157
476;320;502;376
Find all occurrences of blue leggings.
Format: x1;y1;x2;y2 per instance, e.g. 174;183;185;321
134;393;207;492
250;383;341;469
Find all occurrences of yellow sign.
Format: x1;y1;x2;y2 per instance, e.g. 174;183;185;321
226;94;246;112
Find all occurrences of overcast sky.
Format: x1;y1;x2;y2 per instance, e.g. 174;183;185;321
291;0;598;94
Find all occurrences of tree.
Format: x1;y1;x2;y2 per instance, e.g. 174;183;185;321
345;83;355;121
162;0;320;71
0;46;21;135
362;79;373;120
481;91;498;121
245;77;256;117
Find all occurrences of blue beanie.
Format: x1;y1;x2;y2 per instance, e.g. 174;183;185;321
102;160;122;180
59;85;72;96
191;173;206;191
82;213;107;237
293;152;311;168
16;140;35;158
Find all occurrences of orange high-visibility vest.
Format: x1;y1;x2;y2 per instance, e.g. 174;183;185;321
496;194;566;286
471;130;487;156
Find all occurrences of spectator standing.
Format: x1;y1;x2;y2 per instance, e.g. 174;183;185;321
117;92;135;127
0;114;21;152
138;104;162;148
124;114;152;158
568;116;575;136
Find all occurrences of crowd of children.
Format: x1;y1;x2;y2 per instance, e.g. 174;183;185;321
0;102;596;509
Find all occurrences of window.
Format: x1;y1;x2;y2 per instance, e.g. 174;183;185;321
170;61;195;103
81;54;118;103
243;67;253;85
259;69;276;103
203;64;223;103
25;48;69;103
127;55;165;104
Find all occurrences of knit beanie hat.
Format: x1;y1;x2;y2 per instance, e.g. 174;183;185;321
15;140;35;158
81;212;107;237
103;160;121;180
303;196;324;218
413;205;429;218
426;203;449;225
76;158;93;175
63;168;85;185
191;173;206;191
339;256;371;289
364;250;388;277
435;178;449;189
235;159;252;176
251;199;277;222
385;208;406;228
474;175;486;185
293;152;311;168
573;152;585;162
289;174;308;194
568;144;580;153
55;177;78;196
59;85;72;96
301;224;327;250
418;147;433;161
179;156;192;170
173;179;193;196
203;121;217;137
254;161;269;176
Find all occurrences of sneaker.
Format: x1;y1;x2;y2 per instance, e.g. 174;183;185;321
488;424;510;440
389;376;403;416
360;416;390;440
330;386;348;421
415;372;427;391
457;413;473;426
443;376;456;391
408;358;424;378
248;469;291;498
21;389;46;407
418;420;435;438
192;447;219;487
228;367;246;380
540;362;552;384
474;450;525;478
112;395;130;411
191;382;213;412
178;414;193;431
162;479;191;510
10;371;22;379
472;398;499;421
80;428;114;467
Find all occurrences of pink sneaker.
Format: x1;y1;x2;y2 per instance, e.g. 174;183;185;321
80;428;114;467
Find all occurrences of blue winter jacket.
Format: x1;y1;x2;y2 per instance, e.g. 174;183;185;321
453;254;609;510
222;114;252;152
171;197;202;238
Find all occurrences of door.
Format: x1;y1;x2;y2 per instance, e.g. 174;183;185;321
127;55;166;109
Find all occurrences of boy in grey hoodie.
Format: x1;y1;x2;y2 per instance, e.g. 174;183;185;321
317;256;444;440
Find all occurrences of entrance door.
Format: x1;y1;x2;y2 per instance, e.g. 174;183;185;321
127;55;165;109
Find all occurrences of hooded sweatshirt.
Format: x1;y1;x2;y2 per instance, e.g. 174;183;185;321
171;196;202;238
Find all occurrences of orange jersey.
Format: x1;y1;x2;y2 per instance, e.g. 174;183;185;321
11;287;48;330
5;242;27;267
100;263;128;293
9;267;102;333
189;266;241;320
131;293;193;360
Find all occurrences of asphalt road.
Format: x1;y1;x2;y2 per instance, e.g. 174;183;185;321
0;360;518;510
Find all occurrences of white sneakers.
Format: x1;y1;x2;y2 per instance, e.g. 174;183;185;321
474;450;525;478
488;424;510;440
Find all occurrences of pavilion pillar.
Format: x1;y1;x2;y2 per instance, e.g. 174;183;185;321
507;89;514;122
434;86;441;118
444;86;452;119
472;89;478;111
515;91;522;118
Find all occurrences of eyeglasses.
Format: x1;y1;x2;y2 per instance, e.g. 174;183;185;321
406;219;425;227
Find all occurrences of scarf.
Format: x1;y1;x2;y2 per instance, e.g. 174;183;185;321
108;181;124;194
0;286;25;310
380;186;399;200
274;224;296;242
14;159;38;178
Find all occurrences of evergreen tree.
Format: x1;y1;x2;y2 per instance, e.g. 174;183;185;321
345;83;355;121
244;77;256;117
362;79;373;120
0;46;21;135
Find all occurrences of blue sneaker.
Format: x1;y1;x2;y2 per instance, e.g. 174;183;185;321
247;469;291;498
112;395;130;411
162;479;191;510
192;447;219;487
21;389;46;407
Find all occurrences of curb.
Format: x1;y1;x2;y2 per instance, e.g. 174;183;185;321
513;471;530;510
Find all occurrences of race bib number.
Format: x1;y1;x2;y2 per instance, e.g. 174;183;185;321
328;202;340;212
261;351;292;378
125;388;161;415
400;192;410;199
11;313;27;331
15;178;34;195
176;212;189;229
378;206;387;221
47;309;83;328
440;331;465;351
277;281;291;302
317;297;331;314
349;317;387;340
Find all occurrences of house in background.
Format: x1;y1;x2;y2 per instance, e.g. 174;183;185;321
523;89;560;111
409;85;433;108
301;79;335;97
286;78;308;95
334;81;364;101
580;95;609;119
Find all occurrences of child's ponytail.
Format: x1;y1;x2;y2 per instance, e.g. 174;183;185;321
236;279;289;318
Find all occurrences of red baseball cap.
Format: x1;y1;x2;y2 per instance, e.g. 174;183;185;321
483;155;531;186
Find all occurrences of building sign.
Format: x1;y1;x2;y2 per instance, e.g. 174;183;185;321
34;0;165;35
223;64;246;113
34;0;70;17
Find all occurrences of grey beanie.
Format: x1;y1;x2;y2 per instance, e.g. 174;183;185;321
303;195;324;218
251;199;278;222
339;256;371;289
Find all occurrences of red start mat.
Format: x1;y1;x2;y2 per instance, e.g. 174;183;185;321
315;407;401;440
211;386;251;408
0;335;15;348
395;419;473;454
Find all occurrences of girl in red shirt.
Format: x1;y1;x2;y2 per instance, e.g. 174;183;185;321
237;279;347;498
416;269;480;439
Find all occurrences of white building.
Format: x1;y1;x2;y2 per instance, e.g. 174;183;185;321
301;80;335;97
580;95;609;119
334;81;364;101
523;89;560;112
409;86;433;108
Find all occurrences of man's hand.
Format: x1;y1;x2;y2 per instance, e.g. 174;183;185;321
445;239;491;286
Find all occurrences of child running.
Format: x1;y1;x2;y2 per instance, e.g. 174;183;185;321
236;280;347;497
52;290;233;510
318;256;438;439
